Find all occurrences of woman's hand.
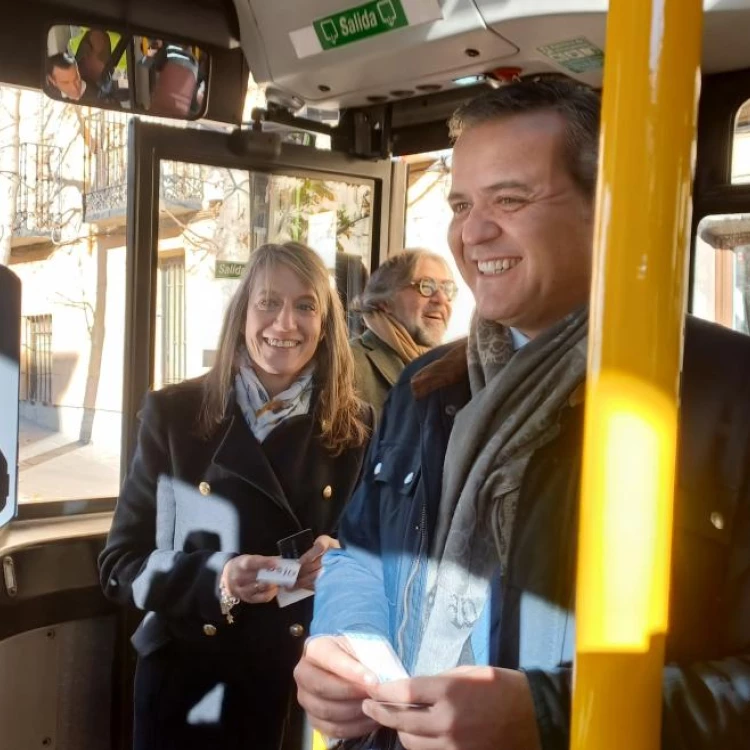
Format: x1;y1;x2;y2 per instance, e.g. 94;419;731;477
295;535;340;591
221;554;280;604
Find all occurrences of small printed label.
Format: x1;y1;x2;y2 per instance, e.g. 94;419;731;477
257;559;301;586
538;37;604;74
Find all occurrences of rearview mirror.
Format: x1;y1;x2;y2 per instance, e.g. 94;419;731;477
44;24;209;120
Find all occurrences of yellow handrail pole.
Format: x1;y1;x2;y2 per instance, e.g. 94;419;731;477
571;0;703;749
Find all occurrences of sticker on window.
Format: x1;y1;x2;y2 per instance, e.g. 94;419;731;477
537;38;604;74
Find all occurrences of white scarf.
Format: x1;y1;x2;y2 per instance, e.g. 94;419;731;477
234;350;314;442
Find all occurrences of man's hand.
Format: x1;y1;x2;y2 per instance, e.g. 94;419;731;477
361;666;542;750
294;635;380;739
295;535;340;591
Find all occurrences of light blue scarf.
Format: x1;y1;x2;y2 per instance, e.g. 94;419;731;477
234;349;314;442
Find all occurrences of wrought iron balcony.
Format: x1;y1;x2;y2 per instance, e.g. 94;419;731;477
83;149;204;223
12;143;62;243
82;112;203;224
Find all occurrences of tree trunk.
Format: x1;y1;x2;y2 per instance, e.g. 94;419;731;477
0;89;21;266
79;237;107;444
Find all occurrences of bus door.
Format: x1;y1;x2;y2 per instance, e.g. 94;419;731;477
111;118;393;748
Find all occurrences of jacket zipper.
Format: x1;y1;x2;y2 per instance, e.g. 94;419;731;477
396;497;427;664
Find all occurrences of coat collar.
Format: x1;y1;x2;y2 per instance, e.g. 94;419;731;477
361;329;405;387
411;339;469;400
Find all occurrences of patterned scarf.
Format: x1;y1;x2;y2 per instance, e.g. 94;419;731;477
362;310;430;364
412;307;588;677
234;349;314;442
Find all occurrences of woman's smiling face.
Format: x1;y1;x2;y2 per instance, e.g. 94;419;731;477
244;264;322;396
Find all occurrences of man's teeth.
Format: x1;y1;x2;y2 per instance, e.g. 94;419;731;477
265;338;299;348
477;258;521;275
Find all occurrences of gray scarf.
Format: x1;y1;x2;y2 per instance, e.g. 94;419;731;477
412;307;588;676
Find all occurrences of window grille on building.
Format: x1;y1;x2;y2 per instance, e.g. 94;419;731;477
13;143;62;238
83;110;128;221
160;258;186;385
25;315;53;404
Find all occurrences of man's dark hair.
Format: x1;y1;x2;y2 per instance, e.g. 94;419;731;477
448;79;601;199
46;52;77;78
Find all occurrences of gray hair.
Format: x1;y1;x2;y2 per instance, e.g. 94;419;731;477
353;249;449;314
448;78;601;200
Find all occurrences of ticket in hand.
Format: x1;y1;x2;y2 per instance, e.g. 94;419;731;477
342;632;410;683
256;558;301;587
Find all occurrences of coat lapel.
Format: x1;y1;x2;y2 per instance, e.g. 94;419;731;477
211;409;299;524
362;330;404;387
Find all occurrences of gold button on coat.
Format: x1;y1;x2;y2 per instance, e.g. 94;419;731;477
322;485;333;499
710;512;724;530
289;623;305;638
203;624;217;636
199;481;211;496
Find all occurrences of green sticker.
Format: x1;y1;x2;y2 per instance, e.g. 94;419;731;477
538;38;604;74
215;261;247;280
313;0;409;51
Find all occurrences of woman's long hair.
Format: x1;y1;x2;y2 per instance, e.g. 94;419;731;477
199;242;369;454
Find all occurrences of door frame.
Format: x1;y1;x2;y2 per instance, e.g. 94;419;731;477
123;119;393;472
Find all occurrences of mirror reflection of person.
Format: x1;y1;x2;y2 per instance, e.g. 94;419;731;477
75;29;112;89
45;53;88;101
99;242;373;750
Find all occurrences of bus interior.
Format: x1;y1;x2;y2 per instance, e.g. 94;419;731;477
2;1;750;748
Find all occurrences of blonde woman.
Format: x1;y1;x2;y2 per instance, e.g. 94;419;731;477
99;242;372;750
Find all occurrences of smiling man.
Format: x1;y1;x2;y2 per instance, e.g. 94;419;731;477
295;80;750;750
349;249;455;416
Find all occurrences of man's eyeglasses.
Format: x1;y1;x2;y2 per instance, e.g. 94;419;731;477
408;277;458;301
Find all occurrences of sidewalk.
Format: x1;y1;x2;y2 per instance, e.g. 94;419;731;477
18;418;121;503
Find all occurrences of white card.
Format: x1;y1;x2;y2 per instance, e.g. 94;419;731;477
276;587;314;608
257;559;301;586
342;632;409;683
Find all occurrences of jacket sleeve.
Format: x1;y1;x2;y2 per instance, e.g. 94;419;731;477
525;653;750;750
525;495;750;750
311;414;390;640
98;390;234;622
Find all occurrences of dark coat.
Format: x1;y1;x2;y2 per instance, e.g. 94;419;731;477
312;316;750;750
99;376;371;750
350;329;406;416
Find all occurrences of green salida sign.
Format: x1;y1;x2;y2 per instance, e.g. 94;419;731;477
215;260;247;280
314;0;408;51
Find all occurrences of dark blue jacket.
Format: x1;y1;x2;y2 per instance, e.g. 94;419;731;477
312;316;750;749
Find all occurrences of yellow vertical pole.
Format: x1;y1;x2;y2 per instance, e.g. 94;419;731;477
572;0;703;749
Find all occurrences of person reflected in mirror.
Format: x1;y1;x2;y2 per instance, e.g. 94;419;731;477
295;80;750;750
45;53;88;102
99;242;372;750
75;28;112;90
349;250;455;417
143;40;201;118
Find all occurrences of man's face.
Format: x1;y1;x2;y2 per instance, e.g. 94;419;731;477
447;111;594;338
48;64;85;100
387;257;454;347
78;31;111;83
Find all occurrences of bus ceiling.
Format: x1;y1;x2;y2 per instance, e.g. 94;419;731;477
5;0;750;156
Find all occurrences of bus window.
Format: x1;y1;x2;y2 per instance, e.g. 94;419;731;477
693;214;750;334
1;86;126;504
153;162;373;388
732;99;750;184
402;150;472;340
